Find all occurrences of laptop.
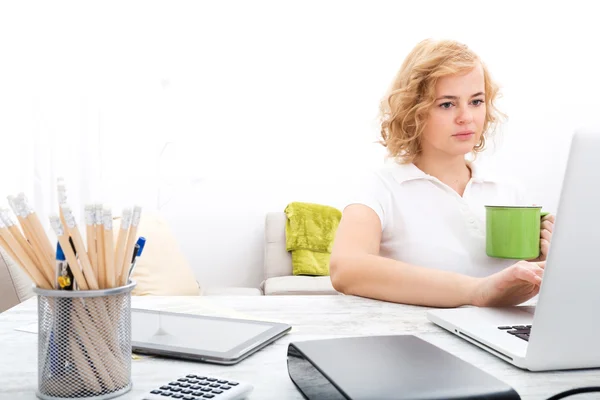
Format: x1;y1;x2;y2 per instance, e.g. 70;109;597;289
427;128;600;372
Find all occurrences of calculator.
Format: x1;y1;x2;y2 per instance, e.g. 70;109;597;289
142;373;254;399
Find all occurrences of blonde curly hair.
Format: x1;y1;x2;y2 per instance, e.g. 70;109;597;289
379;39;505;163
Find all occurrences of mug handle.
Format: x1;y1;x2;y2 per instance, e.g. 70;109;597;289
540;211;550;218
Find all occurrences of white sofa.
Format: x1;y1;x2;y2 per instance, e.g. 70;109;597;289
0;211;338;313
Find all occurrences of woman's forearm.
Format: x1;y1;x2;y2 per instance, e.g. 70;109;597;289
330;253;480;308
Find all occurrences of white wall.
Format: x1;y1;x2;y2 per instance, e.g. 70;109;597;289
1;1;599;288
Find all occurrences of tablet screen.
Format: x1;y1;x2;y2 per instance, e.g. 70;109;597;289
132;309;273;353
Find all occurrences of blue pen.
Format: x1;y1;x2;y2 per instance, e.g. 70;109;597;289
127;237;146;280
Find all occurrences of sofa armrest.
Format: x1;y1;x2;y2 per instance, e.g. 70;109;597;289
0;248;34;313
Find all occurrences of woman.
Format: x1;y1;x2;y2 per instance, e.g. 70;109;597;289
330;39;555;308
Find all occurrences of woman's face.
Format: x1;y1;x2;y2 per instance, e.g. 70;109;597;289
420;64;487;159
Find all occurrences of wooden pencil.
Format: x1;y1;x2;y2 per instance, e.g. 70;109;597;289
103;207;116;288
95;204;106;289
49;215;89;290
0;217;52;289
113;207;132;286
120;205;142;286
0;233;36;284
10;197;55;284
0;208;43;272
61;205;99;290
14;200;55;285
19;193;56;268
84;205;98;282
71;299;116;391
57;179;68;233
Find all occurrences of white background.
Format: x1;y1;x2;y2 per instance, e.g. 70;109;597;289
1;0;598;287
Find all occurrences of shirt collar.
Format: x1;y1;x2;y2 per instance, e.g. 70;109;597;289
388;159;495;185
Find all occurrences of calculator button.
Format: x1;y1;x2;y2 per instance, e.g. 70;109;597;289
170;382;180;386
179;383;191;388
217;380;228;384
186;375;196;378
177;378;188;382
161;386;171;390
221;386;231;390
201;388;211;392
170;388;182;392
189;379;199;384
203;395;215;399
151;390;162;394
209;384;220;388
161;393;173;397
212;390;223;394
196;376;207;380
183;397;196;400
181;389;193;394
191;385;201;390
172;395;184;399
228;382;239;386
192;392;203;396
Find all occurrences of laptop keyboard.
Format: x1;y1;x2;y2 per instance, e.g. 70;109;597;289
498;325;532;341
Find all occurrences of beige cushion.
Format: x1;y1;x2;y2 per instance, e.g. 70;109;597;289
201;287;262;296
0;248;34;313
263;275;338;295
263;212;293;280
113;211;200;296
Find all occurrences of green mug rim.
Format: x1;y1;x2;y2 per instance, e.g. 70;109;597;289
484;205;542;209
484;205;549;217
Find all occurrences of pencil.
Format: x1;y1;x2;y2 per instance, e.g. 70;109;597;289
19;193;56;268
0;217;52;289
0;232;36;284
95;204;106;289
103;207;116;288
0;208;43;272
57;179;68;231
12;197;55;285
113;207;132;286
49;215;89;290
84;205;98;282
61;205;99;291
120;205;142;286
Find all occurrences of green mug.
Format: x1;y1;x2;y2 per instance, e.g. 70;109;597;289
485;205;549;259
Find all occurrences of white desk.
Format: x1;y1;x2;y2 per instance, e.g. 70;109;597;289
1;295;599;399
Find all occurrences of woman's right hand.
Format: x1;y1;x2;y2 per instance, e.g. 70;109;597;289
470;261;545;307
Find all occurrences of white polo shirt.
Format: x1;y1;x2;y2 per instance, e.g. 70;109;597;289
347;160;530;277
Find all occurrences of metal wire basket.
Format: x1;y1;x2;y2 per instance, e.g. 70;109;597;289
33;281;136;400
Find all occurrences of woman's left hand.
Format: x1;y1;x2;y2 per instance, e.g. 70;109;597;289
531;214;555;262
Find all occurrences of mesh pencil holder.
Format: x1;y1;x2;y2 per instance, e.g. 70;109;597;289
33;281;136;400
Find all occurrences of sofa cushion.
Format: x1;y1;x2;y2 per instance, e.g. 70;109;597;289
113;211;200;296
262;275;338;295
0;248;33;313
264;212;293;280
201;287;262;296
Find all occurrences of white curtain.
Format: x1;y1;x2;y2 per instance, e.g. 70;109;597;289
2;0;599;234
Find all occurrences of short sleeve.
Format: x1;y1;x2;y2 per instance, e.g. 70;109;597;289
342;171;391;231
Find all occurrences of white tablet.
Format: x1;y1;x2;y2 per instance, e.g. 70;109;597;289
131;308;292;365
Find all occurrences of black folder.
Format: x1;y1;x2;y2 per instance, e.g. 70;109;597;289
287;335;520;400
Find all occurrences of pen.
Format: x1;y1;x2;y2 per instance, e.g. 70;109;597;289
56;242;75;290
127;237;146;280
